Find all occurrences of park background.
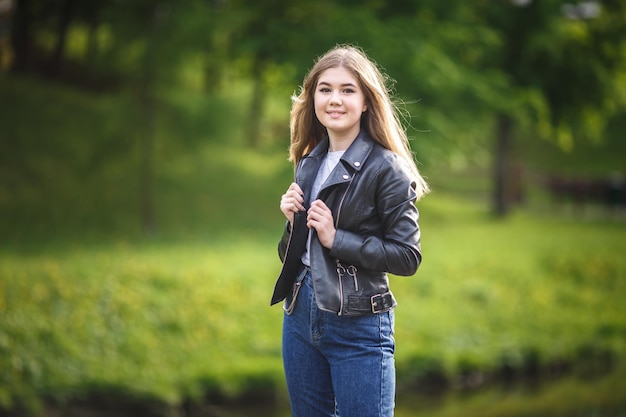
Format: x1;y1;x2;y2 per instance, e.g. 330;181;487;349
1;0;625;416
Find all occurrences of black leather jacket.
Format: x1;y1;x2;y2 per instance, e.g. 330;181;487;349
270;131;422;316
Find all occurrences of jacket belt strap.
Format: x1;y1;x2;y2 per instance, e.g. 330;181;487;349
346;292;395;314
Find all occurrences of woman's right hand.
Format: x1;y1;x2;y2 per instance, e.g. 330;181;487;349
280;182;305;225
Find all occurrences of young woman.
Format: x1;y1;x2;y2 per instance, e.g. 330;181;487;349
271;45;429;417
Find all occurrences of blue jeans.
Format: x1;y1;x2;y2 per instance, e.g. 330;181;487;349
282;269;396;417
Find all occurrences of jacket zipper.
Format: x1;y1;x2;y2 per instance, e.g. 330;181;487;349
335;172;356;316
334;172;356;229
337;265;344;316
282;220;295;263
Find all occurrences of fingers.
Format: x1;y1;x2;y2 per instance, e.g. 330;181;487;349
306;200;332;227
307;199;331;216
279;188;335;241
280;182;305;222
288;182;303;196
307;199;336;248
283;183;304;211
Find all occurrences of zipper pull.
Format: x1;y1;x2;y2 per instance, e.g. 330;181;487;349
346;265;358;291
336;260;346;281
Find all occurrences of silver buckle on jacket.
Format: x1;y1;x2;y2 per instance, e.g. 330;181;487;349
370;292;393;314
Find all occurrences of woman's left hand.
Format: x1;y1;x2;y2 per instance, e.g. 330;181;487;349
307;199;336;249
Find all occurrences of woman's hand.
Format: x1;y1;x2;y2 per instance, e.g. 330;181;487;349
280;182;305;225
307;199;336;249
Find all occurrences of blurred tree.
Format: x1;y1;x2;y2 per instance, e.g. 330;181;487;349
10;0;37;73
373;0;626;216
10;0;103;79
473;0;626;216
101;0;221;234
49;0;73;75
226;0;335;146
4;0;624;229
7;0;225;234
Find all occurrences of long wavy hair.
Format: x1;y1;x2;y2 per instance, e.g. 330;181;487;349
289;45;429;199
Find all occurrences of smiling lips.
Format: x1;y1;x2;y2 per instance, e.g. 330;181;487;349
327;110;345;118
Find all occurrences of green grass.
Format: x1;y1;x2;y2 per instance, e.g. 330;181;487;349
1;73;625;415
0;239;287;408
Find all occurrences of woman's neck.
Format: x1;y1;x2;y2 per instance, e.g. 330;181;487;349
328;133;358;152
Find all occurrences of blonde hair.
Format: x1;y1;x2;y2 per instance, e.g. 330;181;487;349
289;45;429;199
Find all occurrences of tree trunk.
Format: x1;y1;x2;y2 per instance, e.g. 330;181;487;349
204;53;223;93
10;0;33;73
50;0;74;76
137;6;161;236
492;113;514;217
85;0;100;64
138;81;157;236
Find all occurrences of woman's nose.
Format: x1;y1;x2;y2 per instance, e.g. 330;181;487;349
329;90;342;105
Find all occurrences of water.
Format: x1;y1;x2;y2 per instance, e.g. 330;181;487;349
218;364;626;417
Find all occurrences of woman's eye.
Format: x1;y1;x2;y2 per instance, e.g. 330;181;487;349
319;87;331;93
343;88;355;94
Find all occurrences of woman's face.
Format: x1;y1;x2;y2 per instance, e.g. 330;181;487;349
314;66;367;143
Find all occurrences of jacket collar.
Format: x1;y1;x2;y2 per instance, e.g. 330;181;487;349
307;130;375;172
296;131;376;203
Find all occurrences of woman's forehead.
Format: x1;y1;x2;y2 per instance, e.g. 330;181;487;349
317;67;359;86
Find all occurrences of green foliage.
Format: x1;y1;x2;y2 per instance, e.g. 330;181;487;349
10;0;626;174
0;74;264;242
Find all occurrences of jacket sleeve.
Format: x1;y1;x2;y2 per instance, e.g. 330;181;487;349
329;156;421;276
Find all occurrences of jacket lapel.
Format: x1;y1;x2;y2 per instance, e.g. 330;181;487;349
320;131;375;193
297;139;327;207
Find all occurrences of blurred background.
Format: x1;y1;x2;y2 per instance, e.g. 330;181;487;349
0;0;625;416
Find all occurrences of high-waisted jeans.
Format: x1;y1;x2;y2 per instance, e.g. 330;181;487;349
282;268;396;417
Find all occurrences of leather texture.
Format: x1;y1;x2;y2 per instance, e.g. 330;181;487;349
271;131;422;316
